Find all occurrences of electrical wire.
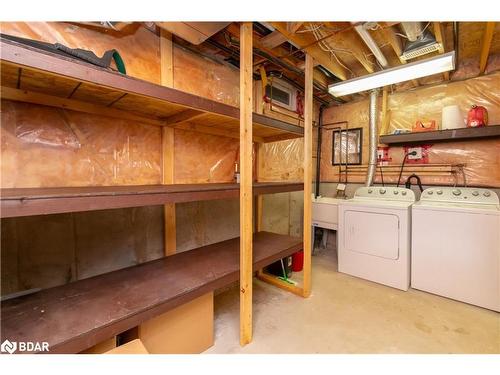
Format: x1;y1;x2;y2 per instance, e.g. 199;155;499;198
396;152;416;187
379;163;385;187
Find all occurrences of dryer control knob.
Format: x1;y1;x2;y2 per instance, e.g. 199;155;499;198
379;188;386;194
368;189;373;193
393;190;399;195
436;190;443;195
483;191;491;197
472;191;479;196
428;191;434;195
401;191;407;196
452;189;461;196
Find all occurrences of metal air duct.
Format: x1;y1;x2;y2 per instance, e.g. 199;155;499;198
365;88;379;186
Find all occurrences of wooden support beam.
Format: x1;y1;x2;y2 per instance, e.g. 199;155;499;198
239;22;253;346
160;29;176;257
379;86;391;138
164;109;206;126
269;22;348;80
325;22;375;73
256;270;304;297
259;30;288;49
287;22;304;34
302;53;313;298
433;22;450;80
0;86;164;126
479;22;496;75
175;122;265;143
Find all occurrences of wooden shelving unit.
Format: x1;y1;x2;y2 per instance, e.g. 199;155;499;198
0;23;314;351
380;125;500;145
1;232;302;354
0;182;303;218
0;35;304;143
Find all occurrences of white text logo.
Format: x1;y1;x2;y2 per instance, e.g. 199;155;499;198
1;339;49;354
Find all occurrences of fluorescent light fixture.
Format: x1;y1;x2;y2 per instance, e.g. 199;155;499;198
328;51;455;97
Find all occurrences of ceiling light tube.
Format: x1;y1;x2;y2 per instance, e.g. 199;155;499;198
328;51;455;97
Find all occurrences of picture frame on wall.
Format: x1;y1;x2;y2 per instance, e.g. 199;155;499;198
332;128;363;165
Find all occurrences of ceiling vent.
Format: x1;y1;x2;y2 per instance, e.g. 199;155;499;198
400;30;441;61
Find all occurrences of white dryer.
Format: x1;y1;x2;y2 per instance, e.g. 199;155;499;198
338;187;415;291
411;187;500;311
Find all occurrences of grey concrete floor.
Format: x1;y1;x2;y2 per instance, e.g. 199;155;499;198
205;239;500;354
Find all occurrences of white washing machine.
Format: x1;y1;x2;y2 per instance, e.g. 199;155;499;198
412;187;500;311
338;186;415;291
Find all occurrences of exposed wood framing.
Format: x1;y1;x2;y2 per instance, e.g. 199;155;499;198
302;53;313;298
269;22;348;80
324;22;375;73
256;270;304;296
0;86;164;126
479;22;496;75
287;22;304;34
160;29;176;256
239;22;253;346
259;30;287;49
379;86;391;137
433;22;450;80
164;109;206;126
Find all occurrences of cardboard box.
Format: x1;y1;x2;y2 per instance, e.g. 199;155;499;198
138;292;214;354
80;337;116;354
105;339;149;354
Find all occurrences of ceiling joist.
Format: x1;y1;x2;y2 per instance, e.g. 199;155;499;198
479;22;496;75
269;22;348;80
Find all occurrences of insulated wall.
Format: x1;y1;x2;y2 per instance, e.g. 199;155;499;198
320;72;500;188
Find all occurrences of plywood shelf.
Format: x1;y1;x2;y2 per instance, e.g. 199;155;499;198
0;182;304;218
0;232;303;354
379;125;500;145
0;35;304;143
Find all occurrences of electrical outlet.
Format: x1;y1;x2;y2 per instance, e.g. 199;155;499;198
407;147;423;160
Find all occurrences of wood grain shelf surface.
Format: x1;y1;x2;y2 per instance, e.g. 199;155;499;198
380;125;500;145
0;231;303;354
0;35;304;143
0;182;304;218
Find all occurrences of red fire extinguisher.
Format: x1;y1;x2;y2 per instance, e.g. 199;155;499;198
467;105;488;127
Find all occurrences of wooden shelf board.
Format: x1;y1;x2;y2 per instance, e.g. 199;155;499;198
380;125;500;145
0;231;303;354
0;182;304;218
0;35;304;143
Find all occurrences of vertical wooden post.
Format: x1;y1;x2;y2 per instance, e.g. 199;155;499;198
160;29;176;256
302;53;313;298
239;22;253;346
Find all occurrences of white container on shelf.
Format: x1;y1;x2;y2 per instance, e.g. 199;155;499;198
442;105;464;130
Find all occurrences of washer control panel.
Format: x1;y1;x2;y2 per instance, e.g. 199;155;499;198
420;187;499;205
354;187;416;202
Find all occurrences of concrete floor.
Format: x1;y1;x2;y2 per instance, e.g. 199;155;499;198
205;239;500;354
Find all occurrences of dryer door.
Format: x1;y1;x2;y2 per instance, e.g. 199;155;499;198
344;210;400;260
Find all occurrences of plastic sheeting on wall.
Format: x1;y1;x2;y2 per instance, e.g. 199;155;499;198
0;22;161;83
320;72;500;187
1;100;162;188
258;138;304;182
388;72;500;132
173;45;240;107
174;129;239;183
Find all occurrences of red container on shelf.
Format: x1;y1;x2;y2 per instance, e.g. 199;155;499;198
292;250;304;272
467;105;488;127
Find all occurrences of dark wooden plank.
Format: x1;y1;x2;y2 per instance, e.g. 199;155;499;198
0;232;303;354
380;125;500;145
0;183;303;218
0;37;303;139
